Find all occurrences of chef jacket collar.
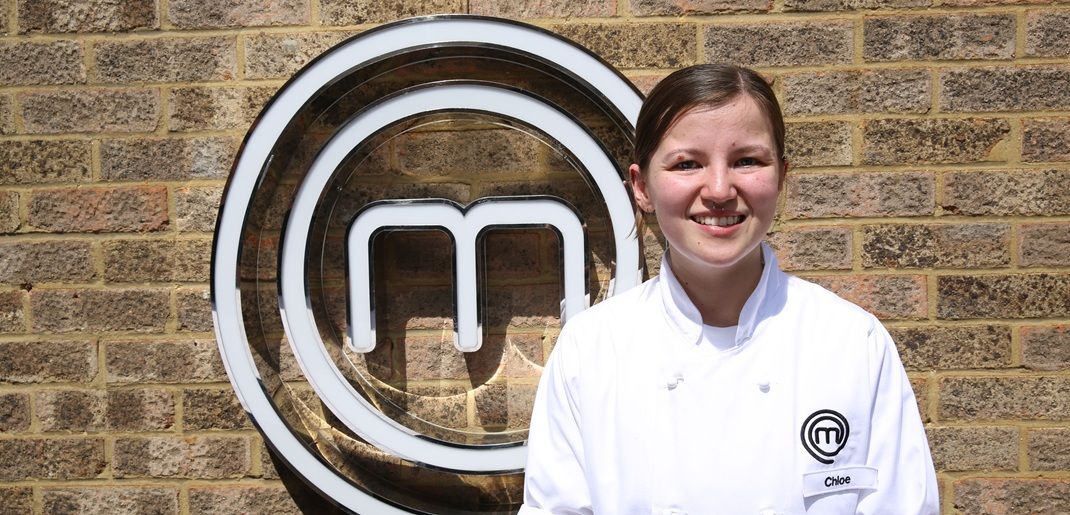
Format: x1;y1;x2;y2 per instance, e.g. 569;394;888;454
657;242;784;347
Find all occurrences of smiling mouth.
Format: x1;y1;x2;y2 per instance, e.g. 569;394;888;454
692;215;745;227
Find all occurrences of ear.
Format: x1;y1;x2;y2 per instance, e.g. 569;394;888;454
629;163;654;213
778;158;790;190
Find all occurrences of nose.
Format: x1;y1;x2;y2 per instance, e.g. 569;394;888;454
699;164;736;205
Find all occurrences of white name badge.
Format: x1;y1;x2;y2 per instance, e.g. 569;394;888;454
802;466;878;497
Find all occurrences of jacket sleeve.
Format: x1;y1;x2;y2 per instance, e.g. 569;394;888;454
857;323;940;515
519;329;594;515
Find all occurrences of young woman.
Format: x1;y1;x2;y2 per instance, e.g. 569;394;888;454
520;64;938;514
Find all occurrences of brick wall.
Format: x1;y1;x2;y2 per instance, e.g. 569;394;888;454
0;0;1067;514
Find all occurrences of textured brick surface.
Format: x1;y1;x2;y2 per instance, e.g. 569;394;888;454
0;393;30;432
862;118;1010;165
940;376;1070;420
0;40;85;86
0;290;26;333
0;191;19;234
927;426;1018;471
705;21;852;67
1020;223;1070;267
891;325;1012;371
101;137;238;181
0;438;105;480
1026;10;1070;57
474;383;538;429
0;340;97;383
36;388;174;431
954;479;1070;514
321;0;461;24
95;37;236;83
175;186;222;233
863;14;1015;61
861;223;1009;269
784;121;852;167
938;274;1069;319
784;172;934;219
782;69;930;116
0;487;32;514
183;388;250;430
0;240;96;283
114;436;250;478
169;0;308;29
20;89;159;134
18;0;158;33
941;66;1070;112
0;95;13;135
630;0;771;14
785;0;930;10
943;170;1070;216
243;30;357;79
0;140;91;185
472;0;616;16
1022;325;1070;371
555;23;695;69
31;288;169;333
396;128;542;175
188;486;300;515
106;339;228;383
1023;118;1070;162
43;487;179;515
169;86;276;131
1029;427;1070;471
103;239;212;282
27;186;168;233
807;275;928;320
177;288;212;332
767;227;852;271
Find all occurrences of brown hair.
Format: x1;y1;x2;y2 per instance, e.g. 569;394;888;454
633;64;786;171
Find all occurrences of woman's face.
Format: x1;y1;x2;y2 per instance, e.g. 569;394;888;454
629;95;785;279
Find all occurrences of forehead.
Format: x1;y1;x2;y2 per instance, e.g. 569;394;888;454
661;96;775;144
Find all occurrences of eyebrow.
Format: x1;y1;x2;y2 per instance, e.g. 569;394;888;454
732;144;775;155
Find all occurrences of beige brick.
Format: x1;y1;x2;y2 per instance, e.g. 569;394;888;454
0;341;97;383
0;95;13;135
36;388;175;432
631;0;771;14
941;66;1070;112
1028;427;1070;471
890;325;1012;371
784;172;935;219
0;240;96;283
782;69;930;116
767;226;853;271
938;273;1069;319
114;436;250;478
943;0;1052;5
484;283;563;329
27;186;168;233
1022;325;1070;371
95;37;236;84
785;0;930;10
106;339;227;383
863;14;1015;61
18;0;158;33
862;118;1010;165
1020;223;1070;267
396;128;542;175
169;0;308;29
1026;10;1070;57
807;274;927;320
0;140;92;185
0;487;32;514
101;137;238;181
784;121;852;167
943;170;1070;216
103;239;211;283
402;334;472;381
0;191;19;234
927;426;1018;471
20;89;159;134
177;288;212;332
175;186;222;233
705;21;852;67
555;23;695;69
0;438;105;480
954;479;1070;514
1023;118;1070;162
188;486;300;515
940;376;1070;420
182;388;250;430
169;86;276;131
484;230;545;279
0;290;26;333
0;40;85;86
244;31;358;79
31;288;169;333
861;223;1010;269
473;0;616;16
0;393;30;432
474;382;537;429
43;487;178;515
320;0;461;24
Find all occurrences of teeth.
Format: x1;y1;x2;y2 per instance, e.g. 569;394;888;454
694;215;742;227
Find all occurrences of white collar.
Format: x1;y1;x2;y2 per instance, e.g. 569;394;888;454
656;242;785;347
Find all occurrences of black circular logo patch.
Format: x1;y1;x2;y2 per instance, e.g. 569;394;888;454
801;409;850;464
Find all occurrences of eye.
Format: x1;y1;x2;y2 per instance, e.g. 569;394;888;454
735;157;759;167
671;160;700;171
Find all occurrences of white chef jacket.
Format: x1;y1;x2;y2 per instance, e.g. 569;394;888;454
520;243;938;515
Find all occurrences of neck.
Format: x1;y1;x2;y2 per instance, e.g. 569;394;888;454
668;246;764;327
